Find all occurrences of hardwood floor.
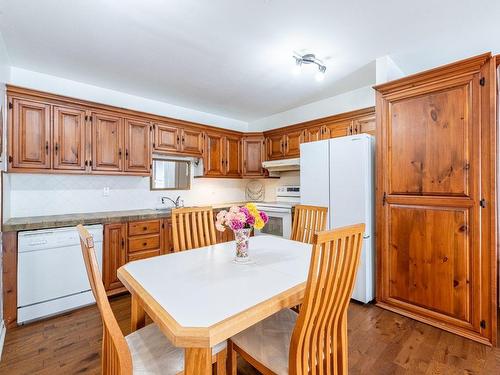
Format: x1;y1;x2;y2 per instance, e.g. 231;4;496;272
0;295;498;374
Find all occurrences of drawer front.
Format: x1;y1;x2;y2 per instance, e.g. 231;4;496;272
128;249;161;262
128;220;160;236
128;235;160;252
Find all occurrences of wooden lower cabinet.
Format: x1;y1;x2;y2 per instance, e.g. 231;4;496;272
103;218;170;294
103;223;127;293
375;53;497;345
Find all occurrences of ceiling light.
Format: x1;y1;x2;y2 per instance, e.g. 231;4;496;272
293;53;327;81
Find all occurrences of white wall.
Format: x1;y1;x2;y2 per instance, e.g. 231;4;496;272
249;85;375;132
0;31;10;352
376;56;405;84
9;67;248;132
6;173;252;218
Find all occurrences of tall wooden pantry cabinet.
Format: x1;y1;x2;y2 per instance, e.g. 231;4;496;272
374;53;497;346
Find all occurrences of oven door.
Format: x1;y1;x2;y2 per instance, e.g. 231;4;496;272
254;207;292;239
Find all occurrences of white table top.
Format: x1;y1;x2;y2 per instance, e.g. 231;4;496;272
122;235;312;328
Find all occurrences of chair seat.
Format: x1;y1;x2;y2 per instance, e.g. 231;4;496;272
126;323;227;374
231;309;298;375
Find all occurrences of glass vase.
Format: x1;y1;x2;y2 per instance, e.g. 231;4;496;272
233;228;252;263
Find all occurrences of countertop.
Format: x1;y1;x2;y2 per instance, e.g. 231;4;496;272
2;202;250;232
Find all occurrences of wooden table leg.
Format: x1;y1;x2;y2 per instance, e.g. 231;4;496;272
131;293;146;332
185;347;212;375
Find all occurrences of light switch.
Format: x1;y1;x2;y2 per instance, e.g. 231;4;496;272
103;187;110;197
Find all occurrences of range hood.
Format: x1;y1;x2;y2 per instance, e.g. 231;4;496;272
262;158;300;175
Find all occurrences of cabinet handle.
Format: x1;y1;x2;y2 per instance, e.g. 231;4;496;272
121;239;125;248
54;143;59;154
118;148;122;157
143;242;147;247
85;160;88;167
143;226;147;231
182;136;185;144
177;136;180;144
45;141;49;154
125;149;129;159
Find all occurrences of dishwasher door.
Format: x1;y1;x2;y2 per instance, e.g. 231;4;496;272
17;225;103;323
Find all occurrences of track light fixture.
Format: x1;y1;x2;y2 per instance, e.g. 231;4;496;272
292;53;327;81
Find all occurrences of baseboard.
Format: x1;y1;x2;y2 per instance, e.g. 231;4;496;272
0;320;5;360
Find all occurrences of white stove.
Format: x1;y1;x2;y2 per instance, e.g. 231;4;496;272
254;186;300;238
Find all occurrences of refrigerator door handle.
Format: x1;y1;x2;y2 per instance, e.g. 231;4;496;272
363;234;370;239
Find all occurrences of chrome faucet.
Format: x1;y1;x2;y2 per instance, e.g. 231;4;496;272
161;196;184;208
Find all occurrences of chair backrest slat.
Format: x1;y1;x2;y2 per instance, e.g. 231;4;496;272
291;205;328;244
289;223;365;375
171;206;217;252
76;225;132;375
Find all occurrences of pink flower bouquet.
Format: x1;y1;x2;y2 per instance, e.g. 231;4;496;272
215;203;269;232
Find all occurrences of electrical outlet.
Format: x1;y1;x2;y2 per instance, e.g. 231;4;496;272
103;187;110;197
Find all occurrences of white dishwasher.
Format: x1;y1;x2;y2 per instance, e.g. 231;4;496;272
17;225;103;324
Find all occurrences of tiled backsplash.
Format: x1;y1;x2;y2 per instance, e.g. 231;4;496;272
4;171;300;219
4;174;249;218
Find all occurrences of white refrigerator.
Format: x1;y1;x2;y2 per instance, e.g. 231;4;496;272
300;134;375;303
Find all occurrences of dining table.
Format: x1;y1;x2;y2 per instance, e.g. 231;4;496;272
117;234;312;374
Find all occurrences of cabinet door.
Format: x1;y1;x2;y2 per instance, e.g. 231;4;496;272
324;120;352;139
103;223;127;292
266;134;284;160
224;135;241;177
124;118;151;174
204;132;225;176
242;137;265;176
92;112;123;172
377;58;496;344
53;106;87;171
154;123;180;153
353;115;376;136
304;126;322;143
180;128;203;156
10;99;51;169
284;129;303;157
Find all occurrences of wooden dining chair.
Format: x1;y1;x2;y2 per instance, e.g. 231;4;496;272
227;223;365;375
76;225;227;375
291;205;328;244
171;206;217;252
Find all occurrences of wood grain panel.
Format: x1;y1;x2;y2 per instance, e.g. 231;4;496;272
92;112;123;172
389;85;471;196
103;223;127;292
180;128;203;156
154;123;180;153
124;118;151;174
11;99;51;169
283;129;302;157
266;134;284;160
324;119;352;139
53;106;86;170
242;136;265;177
127;235;161;253
225;135;241;177
127;220;160;236
388;205;471;322
204;132;224;176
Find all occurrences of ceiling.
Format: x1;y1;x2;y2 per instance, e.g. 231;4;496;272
0;0;499;122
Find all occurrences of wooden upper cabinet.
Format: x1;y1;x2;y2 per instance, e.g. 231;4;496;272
376;53;496;345
304;126;323;143
204;132;225;176
353;115;376;136
324;120;352;138
10;98;51;169
124;118;151;174
154;123;180;153
91;112;124;172
284;129;303;157
242;136;265;177
53;106;87;171
180;128;203;156
224;135;241;177
266;134;284;160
